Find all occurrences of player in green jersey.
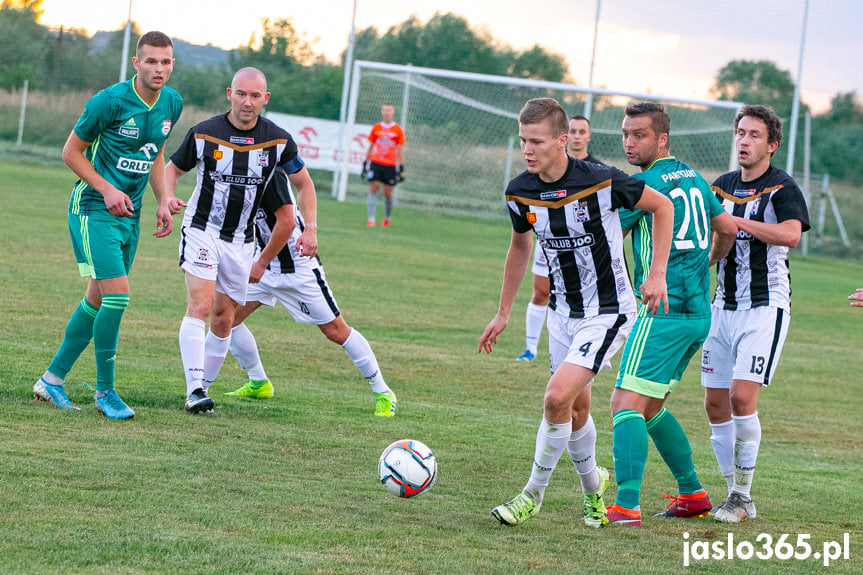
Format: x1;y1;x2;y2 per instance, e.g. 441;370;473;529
606;103;737;525
33;31;185;419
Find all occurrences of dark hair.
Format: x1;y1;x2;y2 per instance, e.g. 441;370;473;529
624;102;670;136
570;114;591;127
518;98;568;136
734;104;783;150
137;31;173;54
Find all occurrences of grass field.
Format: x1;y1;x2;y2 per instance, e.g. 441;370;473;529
1;159;861;574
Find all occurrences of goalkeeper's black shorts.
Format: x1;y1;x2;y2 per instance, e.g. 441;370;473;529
369;162;398;186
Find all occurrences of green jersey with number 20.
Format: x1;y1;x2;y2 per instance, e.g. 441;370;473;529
618;157;725;318
69;76;183;218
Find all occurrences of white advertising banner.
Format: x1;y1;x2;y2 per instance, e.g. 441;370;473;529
265;112;372;174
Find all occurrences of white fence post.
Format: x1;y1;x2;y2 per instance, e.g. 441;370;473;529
16;80;29;148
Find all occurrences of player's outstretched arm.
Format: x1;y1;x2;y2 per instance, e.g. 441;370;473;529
250;204;296;283
633;185;673;315
288;166;318;258
849;289;863;307
734;217;802;248
708;211;737;266
63;131;133;217
150;144;186;238
479;229;532;354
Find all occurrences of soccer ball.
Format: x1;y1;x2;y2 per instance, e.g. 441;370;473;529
378;439;437;498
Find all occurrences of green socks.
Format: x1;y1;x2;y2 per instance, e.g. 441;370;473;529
93;294;129;392
647;407;702;494
47;298;99;380
612;409;647;510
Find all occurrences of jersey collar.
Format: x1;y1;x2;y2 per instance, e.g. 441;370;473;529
644;156;675;171
130;74;161;111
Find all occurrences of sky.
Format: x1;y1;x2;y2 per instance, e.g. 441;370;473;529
37;0;862;113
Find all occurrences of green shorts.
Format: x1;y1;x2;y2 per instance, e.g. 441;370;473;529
68;212;140;279
615;310;711;398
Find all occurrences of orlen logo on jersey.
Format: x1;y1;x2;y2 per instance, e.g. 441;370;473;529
543;234;595;250
116;157;154;173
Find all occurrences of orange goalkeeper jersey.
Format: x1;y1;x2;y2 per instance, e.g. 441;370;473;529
367;122;405;166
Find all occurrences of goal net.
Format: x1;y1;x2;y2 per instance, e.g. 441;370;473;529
335;61;743;219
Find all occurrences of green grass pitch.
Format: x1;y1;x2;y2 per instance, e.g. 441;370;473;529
0;160;861;574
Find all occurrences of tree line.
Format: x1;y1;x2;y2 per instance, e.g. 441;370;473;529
1;0;860;180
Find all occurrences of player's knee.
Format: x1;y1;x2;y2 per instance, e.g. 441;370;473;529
729;391;757;416
571;405;590;428
543;387;571;415
703;393;730;420
185;301;211;321
321;325;346;344
531;291;549;306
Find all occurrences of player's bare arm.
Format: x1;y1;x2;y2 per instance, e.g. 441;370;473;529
163;160;187;198
149;144;186;238
708;211;738;266
849;288;863;307
479;229;532;353
249;204;296;284
288;167;318;258
734;217;802;248
62;131;133;217
632;184;673;315
396;144;404;178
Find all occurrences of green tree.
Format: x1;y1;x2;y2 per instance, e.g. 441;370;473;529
820;91;863;126
44;26;95;90
811;92;863;181
230;17;315;76
229;17;342;118
509;45;568;83
169;62;231;109
711;59;795;116
353;12;568;81
0;0;50;89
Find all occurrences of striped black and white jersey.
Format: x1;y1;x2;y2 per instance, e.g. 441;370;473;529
506;157;646;318
253;170;320;274
711;165;810;312
170;112;304;244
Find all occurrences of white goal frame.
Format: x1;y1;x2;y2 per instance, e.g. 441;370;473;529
335;60;744;213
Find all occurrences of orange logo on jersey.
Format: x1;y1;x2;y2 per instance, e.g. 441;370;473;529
526;212;537;224
214;150;223;160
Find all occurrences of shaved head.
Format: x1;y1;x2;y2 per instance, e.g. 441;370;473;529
232;67;267;91
226;67;270;130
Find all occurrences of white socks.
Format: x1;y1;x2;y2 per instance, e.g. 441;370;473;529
524;418;571;504
228;324;388;394
524;302;547;355
230;323;268;381
732;412;761;498
567;415;600;494
179;317;206;396
709;419;735;495
709;414;761;498
202;331;230;391
342;328;389;393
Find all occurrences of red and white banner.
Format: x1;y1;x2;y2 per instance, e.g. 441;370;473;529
266;112;372;174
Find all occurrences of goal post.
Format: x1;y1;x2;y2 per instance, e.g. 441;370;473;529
336;60;743;218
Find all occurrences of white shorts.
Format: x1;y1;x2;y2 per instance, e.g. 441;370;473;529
179;226;255;305
245;265;341;325
547;310;635;374
531;241;549;278
700;305;790;388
